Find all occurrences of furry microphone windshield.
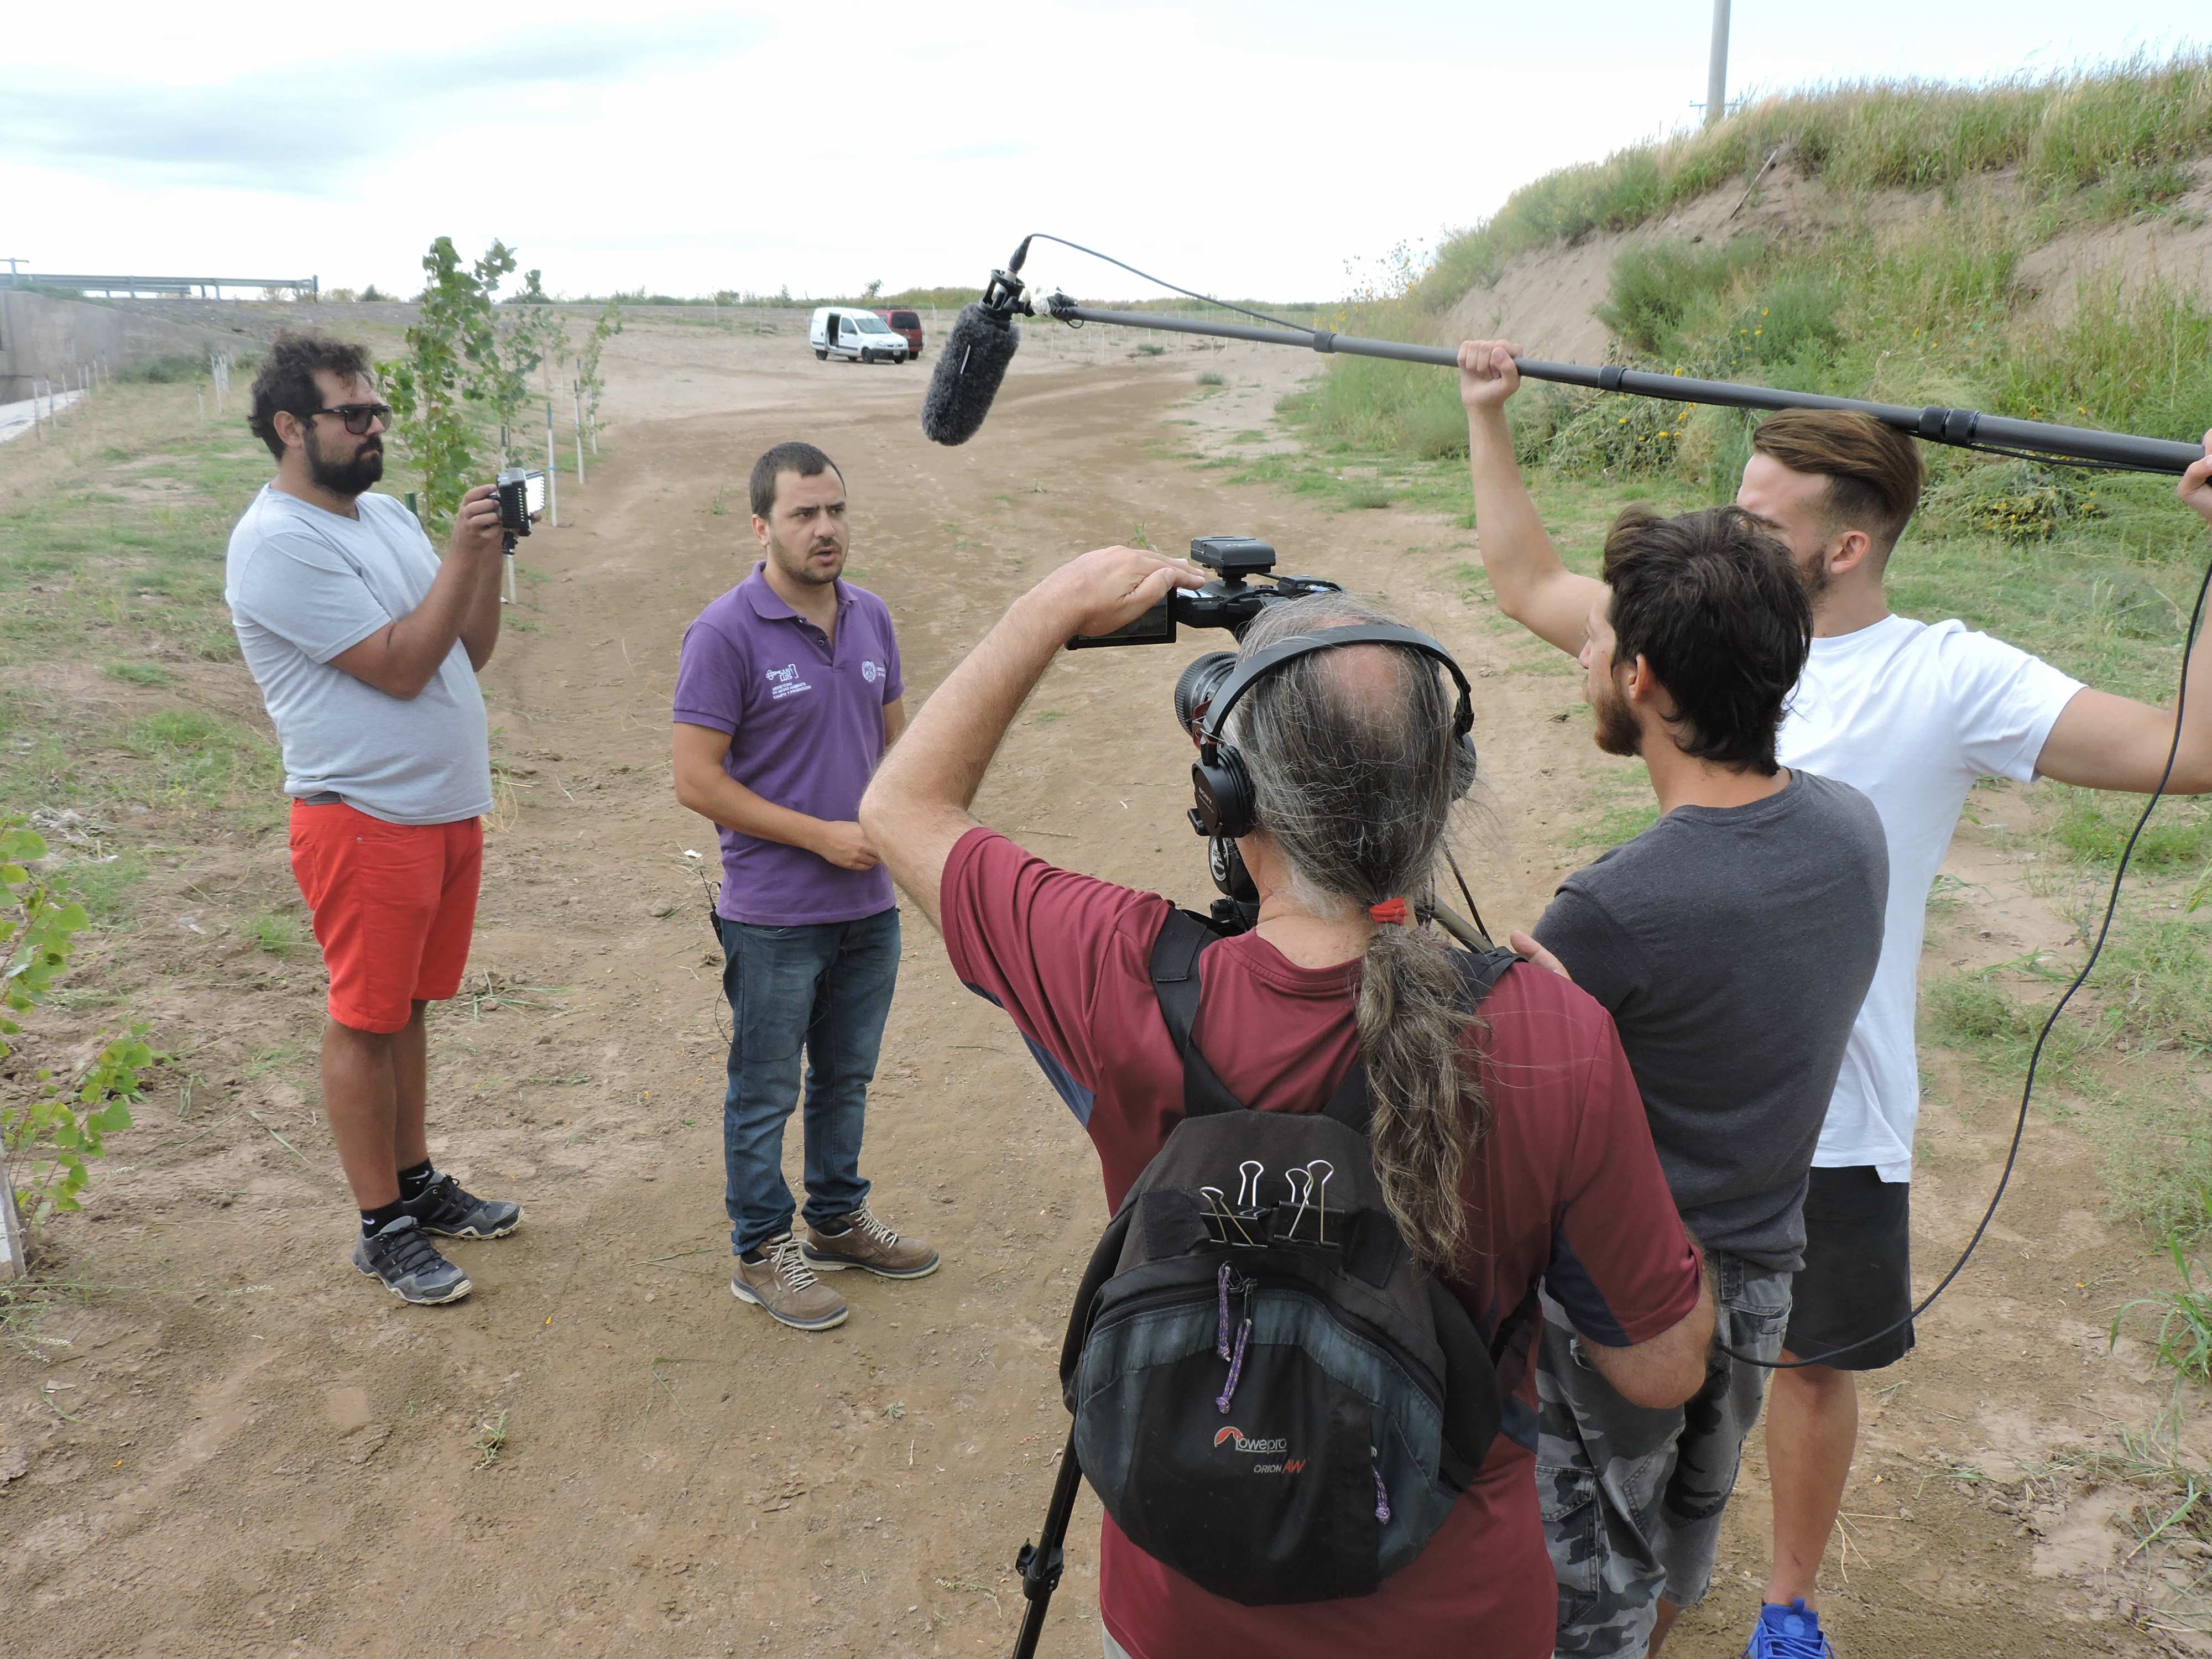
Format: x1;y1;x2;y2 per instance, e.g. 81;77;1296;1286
920;304;1021;445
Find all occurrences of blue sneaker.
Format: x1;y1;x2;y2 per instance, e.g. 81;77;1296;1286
1746;1600;1834;1658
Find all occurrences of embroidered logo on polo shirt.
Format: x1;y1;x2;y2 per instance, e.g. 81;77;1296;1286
765;662;812;700
861;660;881;685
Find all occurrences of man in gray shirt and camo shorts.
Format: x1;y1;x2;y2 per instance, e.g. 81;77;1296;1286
226;332;523;1307
1506;504;1887;1657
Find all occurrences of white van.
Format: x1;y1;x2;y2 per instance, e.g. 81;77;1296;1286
810;305;910;364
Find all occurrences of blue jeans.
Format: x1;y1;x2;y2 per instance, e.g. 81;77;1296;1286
717;907;901;1257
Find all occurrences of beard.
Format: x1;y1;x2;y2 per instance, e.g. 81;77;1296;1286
769;532;846;587
1796;545;1832;602
306;429;383;497
1591;676;1641;758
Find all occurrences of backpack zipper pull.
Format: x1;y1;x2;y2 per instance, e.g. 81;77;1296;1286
1371;1462;1391;1524
1215;1270;1255;1412
1215;1314;1251;1413
1215;1261;1233;1361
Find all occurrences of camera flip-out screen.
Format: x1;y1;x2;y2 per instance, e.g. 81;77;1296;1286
1066;597;1176;650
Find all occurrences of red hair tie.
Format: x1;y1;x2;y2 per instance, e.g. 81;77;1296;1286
1369;898;1408;926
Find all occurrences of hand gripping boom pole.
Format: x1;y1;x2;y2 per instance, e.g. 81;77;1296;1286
1036;295;2203;477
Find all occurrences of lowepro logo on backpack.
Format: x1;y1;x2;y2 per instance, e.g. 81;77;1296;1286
1212;1426;1290;1455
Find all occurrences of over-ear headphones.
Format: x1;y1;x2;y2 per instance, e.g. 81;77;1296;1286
1185;624;1478;841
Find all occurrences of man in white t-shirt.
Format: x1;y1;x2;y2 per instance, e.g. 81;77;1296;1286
226;331;524;1308
1455;336;2212;1657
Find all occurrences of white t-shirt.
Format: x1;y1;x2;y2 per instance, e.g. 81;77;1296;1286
1777;614;2083;1181
224;486;493;825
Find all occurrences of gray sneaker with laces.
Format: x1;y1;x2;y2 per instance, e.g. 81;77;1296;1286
403;1172;523;1239
352;1214;473;1305
802;1207;941;1279
731;1233;848;1331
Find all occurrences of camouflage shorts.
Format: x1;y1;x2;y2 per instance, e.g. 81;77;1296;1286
1535;1252;1792;1657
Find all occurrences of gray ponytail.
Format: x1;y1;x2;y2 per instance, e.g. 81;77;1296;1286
1232;597;1483;1272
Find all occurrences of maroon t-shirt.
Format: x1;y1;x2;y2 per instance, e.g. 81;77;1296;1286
940;829;1704;1659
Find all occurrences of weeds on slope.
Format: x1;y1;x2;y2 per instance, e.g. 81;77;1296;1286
1415;50;2212;302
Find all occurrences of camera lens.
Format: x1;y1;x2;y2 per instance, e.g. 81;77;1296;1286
1173;651;1240;735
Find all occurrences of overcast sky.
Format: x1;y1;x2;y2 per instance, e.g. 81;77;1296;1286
5;3;2203;302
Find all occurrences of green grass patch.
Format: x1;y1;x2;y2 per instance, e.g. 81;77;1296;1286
247;907;306;957
2051;788;2212;870
1923;967;2094;1078
56;851;150;924
2091;916;2212;1054
102;661;176;688
1564;796;1662;852
2114;1227;2212;1381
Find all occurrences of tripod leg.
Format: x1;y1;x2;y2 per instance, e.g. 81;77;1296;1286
1011;1430;1084;1659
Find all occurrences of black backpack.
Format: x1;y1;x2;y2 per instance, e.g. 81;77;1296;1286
1010;910;1533;1648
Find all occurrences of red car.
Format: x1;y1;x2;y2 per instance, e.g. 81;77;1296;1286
876;308;924;359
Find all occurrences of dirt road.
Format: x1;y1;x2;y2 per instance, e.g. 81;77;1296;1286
1;313;2193;1657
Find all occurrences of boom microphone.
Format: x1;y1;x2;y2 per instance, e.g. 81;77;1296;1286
921;304;1021;446
919;229;2200;473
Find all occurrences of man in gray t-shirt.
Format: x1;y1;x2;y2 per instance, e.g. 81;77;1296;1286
225;332;524;1308
1537;768;1885;1274
1510;505;1886;1659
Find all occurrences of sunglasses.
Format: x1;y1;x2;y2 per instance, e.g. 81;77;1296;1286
305;403;393;436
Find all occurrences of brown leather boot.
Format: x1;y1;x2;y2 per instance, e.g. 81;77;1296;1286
801;1208;941;1280
730;1234;848;1330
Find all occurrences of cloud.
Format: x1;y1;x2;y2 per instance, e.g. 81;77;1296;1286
0;16;765;193
928;142;1035;163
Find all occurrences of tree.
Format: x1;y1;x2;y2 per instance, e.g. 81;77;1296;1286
2;818;150;1233
575;300;624;450
379;237;510;523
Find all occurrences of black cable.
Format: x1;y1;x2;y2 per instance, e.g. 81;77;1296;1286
1439;841;1493;947
1016;233;1317;336
1726;541;2212;1370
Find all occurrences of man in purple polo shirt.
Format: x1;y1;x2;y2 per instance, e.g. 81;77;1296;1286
672;441;939;1331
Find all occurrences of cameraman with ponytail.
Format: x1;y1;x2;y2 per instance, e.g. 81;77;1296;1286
861;546;1713;1659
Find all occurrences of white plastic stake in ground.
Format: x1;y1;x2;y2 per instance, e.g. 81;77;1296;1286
503;552;516;606
545;404;558;528
0;1159;25;1282
573;384;586;485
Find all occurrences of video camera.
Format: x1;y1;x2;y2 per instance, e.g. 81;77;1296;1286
1065;536;1342;651
1065;537;1345;932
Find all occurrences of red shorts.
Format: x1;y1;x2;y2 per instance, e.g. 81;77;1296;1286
288;801;483;1034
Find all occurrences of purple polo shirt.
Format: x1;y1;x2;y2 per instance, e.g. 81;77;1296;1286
672;564;903;926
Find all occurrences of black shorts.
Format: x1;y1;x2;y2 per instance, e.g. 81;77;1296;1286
1782;1165;1915;1371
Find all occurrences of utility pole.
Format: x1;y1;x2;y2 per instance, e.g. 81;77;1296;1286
1705;0;1731;128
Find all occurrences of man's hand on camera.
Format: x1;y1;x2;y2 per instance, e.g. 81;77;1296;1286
812;820;881;872
450;484;504;560
2179;429;2212;526
1458;340;1522;413
1034;546;1207;639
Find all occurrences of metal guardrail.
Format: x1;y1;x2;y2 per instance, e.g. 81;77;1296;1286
3;273;319;298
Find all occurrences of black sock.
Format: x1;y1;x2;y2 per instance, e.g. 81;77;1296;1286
397;1160;437;1202
361;1198;406;1237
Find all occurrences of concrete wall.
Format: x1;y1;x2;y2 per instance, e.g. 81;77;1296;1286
0;290;272;401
